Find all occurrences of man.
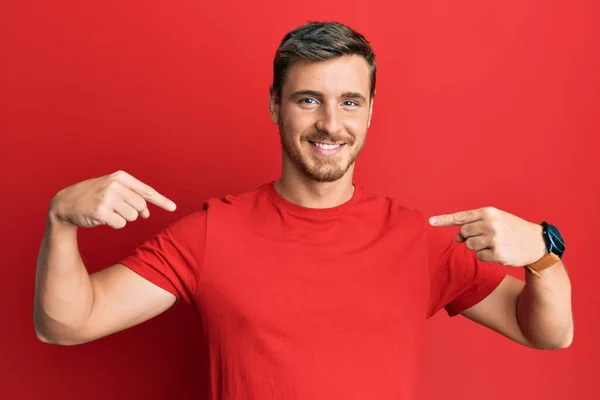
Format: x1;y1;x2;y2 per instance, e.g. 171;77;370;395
34;21;573;399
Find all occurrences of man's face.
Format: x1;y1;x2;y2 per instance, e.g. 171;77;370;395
270;55;374;183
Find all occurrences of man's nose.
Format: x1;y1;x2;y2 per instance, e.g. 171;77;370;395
315;104;343;136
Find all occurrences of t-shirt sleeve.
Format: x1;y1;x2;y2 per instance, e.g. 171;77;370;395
426;226;507;318
119;209;207;305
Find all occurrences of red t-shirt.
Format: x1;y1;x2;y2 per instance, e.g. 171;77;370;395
120;182;506;399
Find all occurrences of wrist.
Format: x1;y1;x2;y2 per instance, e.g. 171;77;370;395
524;221;565;278
529;223;548;264
46;208;77;236
525;258;563;279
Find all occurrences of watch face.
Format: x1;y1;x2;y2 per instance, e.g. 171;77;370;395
547;225;566;255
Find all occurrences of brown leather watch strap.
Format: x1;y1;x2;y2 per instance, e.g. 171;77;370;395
525;252;561;278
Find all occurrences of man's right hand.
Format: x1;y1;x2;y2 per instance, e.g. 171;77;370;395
35;170;181;345
48;170;177;229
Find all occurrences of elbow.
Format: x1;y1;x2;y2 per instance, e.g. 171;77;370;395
34;318;58;345
35;328;59;345
33;310;84;346
33;317;60;345
34;326;85;346
33;308;54;344
544;336;573;350
34;328;51;343
556;328;574;349
531;328;574;350
551;324;575;350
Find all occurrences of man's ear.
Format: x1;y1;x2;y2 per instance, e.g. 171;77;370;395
367;90;375;129
269;86;280;125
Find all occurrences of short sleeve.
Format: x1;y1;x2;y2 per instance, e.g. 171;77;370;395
426;226;507;318
119;210;207;305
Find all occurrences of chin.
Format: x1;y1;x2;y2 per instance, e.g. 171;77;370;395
301;160;353;182
307;172;345;183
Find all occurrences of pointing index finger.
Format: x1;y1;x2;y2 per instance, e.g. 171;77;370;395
141;185;177;212
115;171;177;212
429;209;483;227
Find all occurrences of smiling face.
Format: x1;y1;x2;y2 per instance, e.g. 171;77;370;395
270;55;374;183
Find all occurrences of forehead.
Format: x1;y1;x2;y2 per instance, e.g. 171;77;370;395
282;55;371;97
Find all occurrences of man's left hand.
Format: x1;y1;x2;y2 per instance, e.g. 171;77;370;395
429;207;547;267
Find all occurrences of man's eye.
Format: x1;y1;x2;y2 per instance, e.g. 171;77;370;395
299;98;317;104
343;101;358;107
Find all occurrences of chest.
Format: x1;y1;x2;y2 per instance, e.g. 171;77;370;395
195;221;431;340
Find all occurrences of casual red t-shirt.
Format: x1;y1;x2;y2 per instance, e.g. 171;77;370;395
120;182;507;399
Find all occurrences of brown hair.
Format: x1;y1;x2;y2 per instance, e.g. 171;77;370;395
271;21;376;100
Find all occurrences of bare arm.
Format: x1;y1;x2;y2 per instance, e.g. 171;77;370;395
34;170;178;345
517;261;573;348
34;215;176;345
461;264;573;349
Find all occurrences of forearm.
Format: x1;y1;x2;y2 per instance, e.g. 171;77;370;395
517;261;573;349
34;212;95;342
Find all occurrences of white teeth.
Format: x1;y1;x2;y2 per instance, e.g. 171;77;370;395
314;142;342;150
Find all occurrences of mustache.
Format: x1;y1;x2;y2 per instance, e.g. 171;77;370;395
302;132;354;145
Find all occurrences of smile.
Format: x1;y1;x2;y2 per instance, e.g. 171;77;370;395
309;141;344;150
308;141;346;156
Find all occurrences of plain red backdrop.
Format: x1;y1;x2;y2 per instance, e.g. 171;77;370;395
1;1;598;399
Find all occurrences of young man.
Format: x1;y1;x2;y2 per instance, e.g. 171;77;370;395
34;21;573;399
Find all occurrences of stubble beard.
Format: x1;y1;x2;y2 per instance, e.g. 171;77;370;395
279;124;364;183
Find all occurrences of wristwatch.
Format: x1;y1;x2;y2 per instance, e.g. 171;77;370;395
525;221;566;278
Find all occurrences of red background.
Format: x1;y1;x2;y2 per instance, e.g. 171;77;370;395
1;1;598;399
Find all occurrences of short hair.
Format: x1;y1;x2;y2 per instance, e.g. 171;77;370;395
271;21;376;100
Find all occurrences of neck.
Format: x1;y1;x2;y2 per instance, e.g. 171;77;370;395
275;161;356;209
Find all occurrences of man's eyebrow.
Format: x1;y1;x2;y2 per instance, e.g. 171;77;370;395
341;92;367;102
290;90;367;102
290;90;323;98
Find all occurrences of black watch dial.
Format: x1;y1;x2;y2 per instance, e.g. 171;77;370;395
542;221;565;258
